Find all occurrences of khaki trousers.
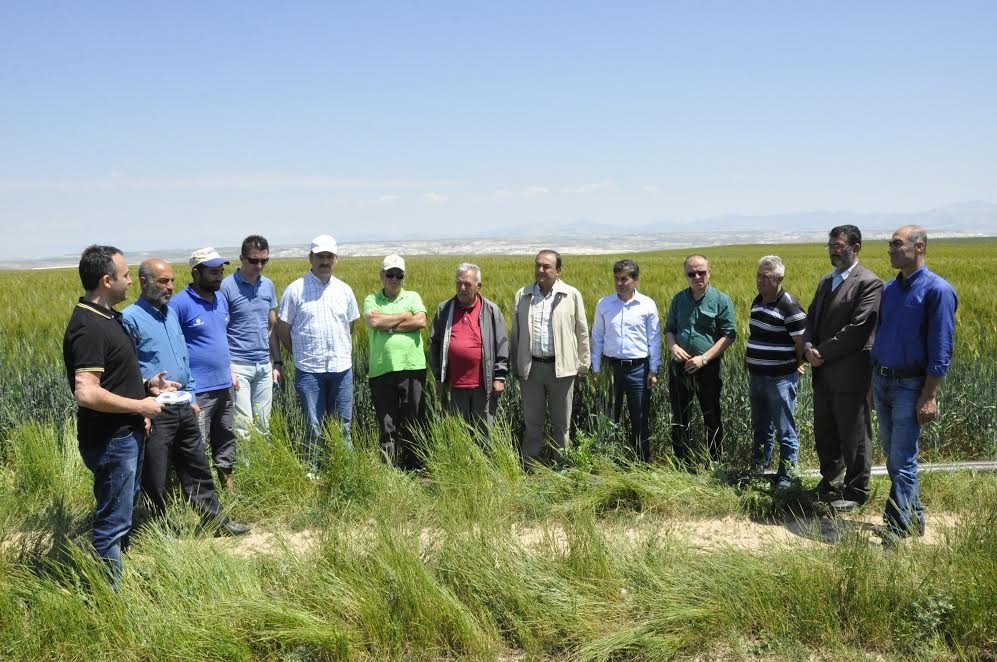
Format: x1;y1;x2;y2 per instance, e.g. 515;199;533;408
520;361;575;463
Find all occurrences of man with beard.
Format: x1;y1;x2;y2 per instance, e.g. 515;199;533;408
803;225;883;510
170;248;240;491
122;258;250;536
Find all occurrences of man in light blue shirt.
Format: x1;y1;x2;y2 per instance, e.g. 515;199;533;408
122;258;249;536
171;247;238;490
221;235;280;439
591;259;662;462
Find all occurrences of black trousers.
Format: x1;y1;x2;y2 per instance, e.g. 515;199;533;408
143;404;223;521
668;360;724;464
812;386;873;502
369;369;427;470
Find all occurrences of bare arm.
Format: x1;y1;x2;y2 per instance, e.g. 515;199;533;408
365;310;426;331
685;335;734;372
74;371;162;418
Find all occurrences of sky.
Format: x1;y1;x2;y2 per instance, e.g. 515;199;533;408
2;1;997;259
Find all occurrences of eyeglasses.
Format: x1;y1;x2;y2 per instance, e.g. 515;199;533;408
243;257;269;265
686;270;708;279
826;242;851;251
385;270;405;280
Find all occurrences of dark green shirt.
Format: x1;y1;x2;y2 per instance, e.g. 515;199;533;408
664;287;737;356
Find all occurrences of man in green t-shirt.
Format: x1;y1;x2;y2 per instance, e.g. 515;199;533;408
664;253;737;465
363;255;428;469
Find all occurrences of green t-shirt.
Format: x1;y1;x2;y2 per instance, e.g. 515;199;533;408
362;288;427;378
664;286;737;357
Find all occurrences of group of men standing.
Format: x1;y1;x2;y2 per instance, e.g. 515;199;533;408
63;223;957;584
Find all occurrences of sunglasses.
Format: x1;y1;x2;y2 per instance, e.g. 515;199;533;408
385;270;405;280
686;270;708;279
243;257;269;266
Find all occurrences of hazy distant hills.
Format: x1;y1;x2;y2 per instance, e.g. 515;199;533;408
5;201;995;270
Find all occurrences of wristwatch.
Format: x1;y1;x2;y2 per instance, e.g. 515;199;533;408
702;356;709;366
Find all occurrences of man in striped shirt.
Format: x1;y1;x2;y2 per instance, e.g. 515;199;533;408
746;255;806;489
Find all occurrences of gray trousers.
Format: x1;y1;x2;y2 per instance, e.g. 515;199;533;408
196;388;237;472
520;361;575;463
446;386;498;432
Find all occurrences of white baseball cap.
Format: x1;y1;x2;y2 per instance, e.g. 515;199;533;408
189;247;229;268
310;234;339;254
381;255;405;272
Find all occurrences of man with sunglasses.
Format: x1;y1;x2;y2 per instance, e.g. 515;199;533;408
221;235;281;441
363;255;429;469
802;225;882;511
664;254;737;465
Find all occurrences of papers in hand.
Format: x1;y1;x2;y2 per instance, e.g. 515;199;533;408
156;391;192;405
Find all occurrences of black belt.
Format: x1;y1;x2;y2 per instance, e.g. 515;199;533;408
531;355;555;363
874;364;926;379
604;355;648;368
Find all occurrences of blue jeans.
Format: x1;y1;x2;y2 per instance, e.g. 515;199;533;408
231;359;274;438
294;368;353;468
749;371;800;480
873;374;926;537
79;429;144;586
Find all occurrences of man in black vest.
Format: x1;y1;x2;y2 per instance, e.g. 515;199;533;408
802;226;883;509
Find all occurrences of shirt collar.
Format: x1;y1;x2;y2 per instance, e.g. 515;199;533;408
234;269;261;289
897;265;927;290
136;295;170;319
75;298;116;319
836;261;858;280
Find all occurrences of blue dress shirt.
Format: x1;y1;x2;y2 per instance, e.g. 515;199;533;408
121;296;196;394
871;266;958;376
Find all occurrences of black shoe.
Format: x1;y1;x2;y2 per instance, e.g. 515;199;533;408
215;519;252;537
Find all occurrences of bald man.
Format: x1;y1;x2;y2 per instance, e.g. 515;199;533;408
122;259;249;536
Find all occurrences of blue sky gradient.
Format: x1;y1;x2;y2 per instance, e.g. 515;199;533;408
2;1;996;258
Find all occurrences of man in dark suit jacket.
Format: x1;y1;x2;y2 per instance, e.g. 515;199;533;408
803;225;883;507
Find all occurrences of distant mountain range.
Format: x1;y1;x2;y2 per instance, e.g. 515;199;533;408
454;200;997;240
4;201;995;270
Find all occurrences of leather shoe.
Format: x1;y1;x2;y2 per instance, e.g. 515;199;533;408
215;519;252;537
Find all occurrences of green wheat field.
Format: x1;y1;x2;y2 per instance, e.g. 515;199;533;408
1;238;995;660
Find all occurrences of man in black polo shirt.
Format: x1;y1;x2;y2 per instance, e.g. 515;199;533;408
63;245;174;586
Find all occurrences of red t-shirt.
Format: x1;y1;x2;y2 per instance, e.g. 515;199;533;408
447;296;484;389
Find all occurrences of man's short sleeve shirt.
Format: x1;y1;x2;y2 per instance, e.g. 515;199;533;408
279;272;359;373
665;286;738;356
221;271;277;363
62;299;146;446
169;286;233;393
362;288;428;378
746;290;806;375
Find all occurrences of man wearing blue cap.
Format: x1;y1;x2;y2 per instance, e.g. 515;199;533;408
171;247;240;491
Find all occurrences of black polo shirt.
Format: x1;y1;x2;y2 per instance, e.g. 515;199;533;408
63;299;146;446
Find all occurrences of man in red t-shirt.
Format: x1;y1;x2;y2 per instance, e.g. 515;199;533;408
429;263;509;430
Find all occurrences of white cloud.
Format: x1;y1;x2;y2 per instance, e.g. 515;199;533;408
378;194;401;203
524;186;549;197
423;192;448;204
642;185;659;193
561;181;618;194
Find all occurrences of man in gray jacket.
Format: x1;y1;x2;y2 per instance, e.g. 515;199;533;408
510;250;590;465
429;262;509;430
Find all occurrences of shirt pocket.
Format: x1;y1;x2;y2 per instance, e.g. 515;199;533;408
695;311;717;337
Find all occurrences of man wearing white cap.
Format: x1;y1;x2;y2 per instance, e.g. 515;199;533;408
276;235;359;473
363;255;428;469
171;247;240;490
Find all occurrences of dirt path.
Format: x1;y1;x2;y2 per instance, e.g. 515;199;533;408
217;512;960;558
